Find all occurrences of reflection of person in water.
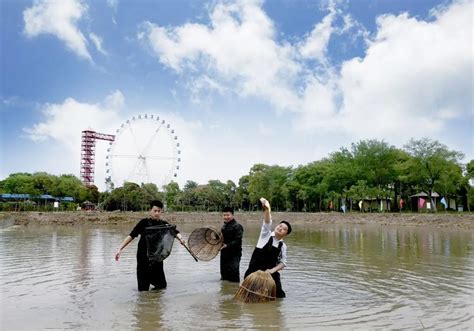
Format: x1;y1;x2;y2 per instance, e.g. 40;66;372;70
220;206;244;282
114;200;185;291
217;277;285;329
245;300;285;329
132;293;164;330
244;198;292;298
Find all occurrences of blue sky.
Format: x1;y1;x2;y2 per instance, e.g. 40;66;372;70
1;0;472;191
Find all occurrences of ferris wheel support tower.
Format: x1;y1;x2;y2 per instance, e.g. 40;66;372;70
80;130;115;186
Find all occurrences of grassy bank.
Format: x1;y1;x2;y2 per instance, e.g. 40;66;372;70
1;211;473;229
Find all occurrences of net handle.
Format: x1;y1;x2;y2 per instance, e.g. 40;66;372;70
182;241;198;262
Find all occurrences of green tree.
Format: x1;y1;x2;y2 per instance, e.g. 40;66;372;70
292;161;330;211
141;183;162;202
206;180;227;211
351;140;400;192
52;174;83;199
466;160;474;210
181;180;199;209
403;138;464;211
247;164;272;205
224;180;237;208
235;175;250;210
102;182;148;211
79;185;100;204
2;173;36;194
325;149;357;210
31;172;55;195
247;164;291;211
162;181;181;210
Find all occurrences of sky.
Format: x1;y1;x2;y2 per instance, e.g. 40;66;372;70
1;0;473;191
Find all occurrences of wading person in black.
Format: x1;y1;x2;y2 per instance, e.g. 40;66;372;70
220;206;244;282
114;200;185;291
244;198;291;298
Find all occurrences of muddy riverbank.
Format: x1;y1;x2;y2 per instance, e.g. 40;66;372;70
1;211;473;229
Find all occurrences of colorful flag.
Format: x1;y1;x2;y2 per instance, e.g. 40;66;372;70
399;198;404;209
418;197;426;209
440;197;448;209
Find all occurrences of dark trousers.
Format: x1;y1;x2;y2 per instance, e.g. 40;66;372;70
137;261;167;291
271;271;285;298
220;254;241;282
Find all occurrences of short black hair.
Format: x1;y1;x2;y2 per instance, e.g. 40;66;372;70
150;200;164;209
222;206;234;214
279;221;292;235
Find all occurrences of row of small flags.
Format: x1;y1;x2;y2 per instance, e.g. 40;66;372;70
415;197;448;209
340;197;449;213
441;197;448;208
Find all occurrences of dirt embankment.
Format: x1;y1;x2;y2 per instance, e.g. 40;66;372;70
1;211;473;229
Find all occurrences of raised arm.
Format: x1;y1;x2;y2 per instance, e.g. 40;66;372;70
260;197;271;224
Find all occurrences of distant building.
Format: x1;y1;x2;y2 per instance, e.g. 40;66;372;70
358;197;392;212
81;200;96;211
408;192;453;211
0;194;75;205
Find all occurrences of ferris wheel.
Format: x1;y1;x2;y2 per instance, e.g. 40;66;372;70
105;114;181;190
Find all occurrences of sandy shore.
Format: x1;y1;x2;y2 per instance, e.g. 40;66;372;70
1;211;473;229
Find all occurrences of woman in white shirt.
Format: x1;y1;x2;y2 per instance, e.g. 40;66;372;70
243;198;292;298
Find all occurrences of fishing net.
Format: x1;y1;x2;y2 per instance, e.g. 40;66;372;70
144;224;177;264
234;270;276;303
187;226;223;261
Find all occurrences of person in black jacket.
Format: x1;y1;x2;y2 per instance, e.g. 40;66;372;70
115;200;185;291
220;206;244;282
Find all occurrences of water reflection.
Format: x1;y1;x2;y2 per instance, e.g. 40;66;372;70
131;291;164;330
0;221;472;330
283;224;473;329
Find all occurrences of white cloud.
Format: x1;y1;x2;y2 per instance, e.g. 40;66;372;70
138;0;301;111
19;91;320;190
298;76;341;133
298;4;336;63
334;0;473;140
23;0;92;61
139;0;472;144
103;90;125;110
187;75;228;105
21;92;207;190
23;91;124;189
24;91;123;147
107;0;119;10
107;0;119;25
89;33;108;56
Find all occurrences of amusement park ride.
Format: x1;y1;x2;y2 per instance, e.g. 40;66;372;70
80;114;181;190
80;130;115;187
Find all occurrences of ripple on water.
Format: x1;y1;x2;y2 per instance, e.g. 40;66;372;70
1;223;473;330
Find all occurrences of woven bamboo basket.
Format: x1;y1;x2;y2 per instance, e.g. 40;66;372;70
234;270;276;303
187;226;223;261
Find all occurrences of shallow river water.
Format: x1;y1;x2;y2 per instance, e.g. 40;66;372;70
1;219;473;330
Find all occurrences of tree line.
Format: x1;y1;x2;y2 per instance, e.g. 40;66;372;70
1;138;472;212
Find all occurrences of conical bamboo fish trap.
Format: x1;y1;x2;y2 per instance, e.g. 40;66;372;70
234;271;276;303
187;226;223;261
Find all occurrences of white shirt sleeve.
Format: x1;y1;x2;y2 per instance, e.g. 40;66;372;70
260;218;272;238
278;243;287;267
256;218;272;248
